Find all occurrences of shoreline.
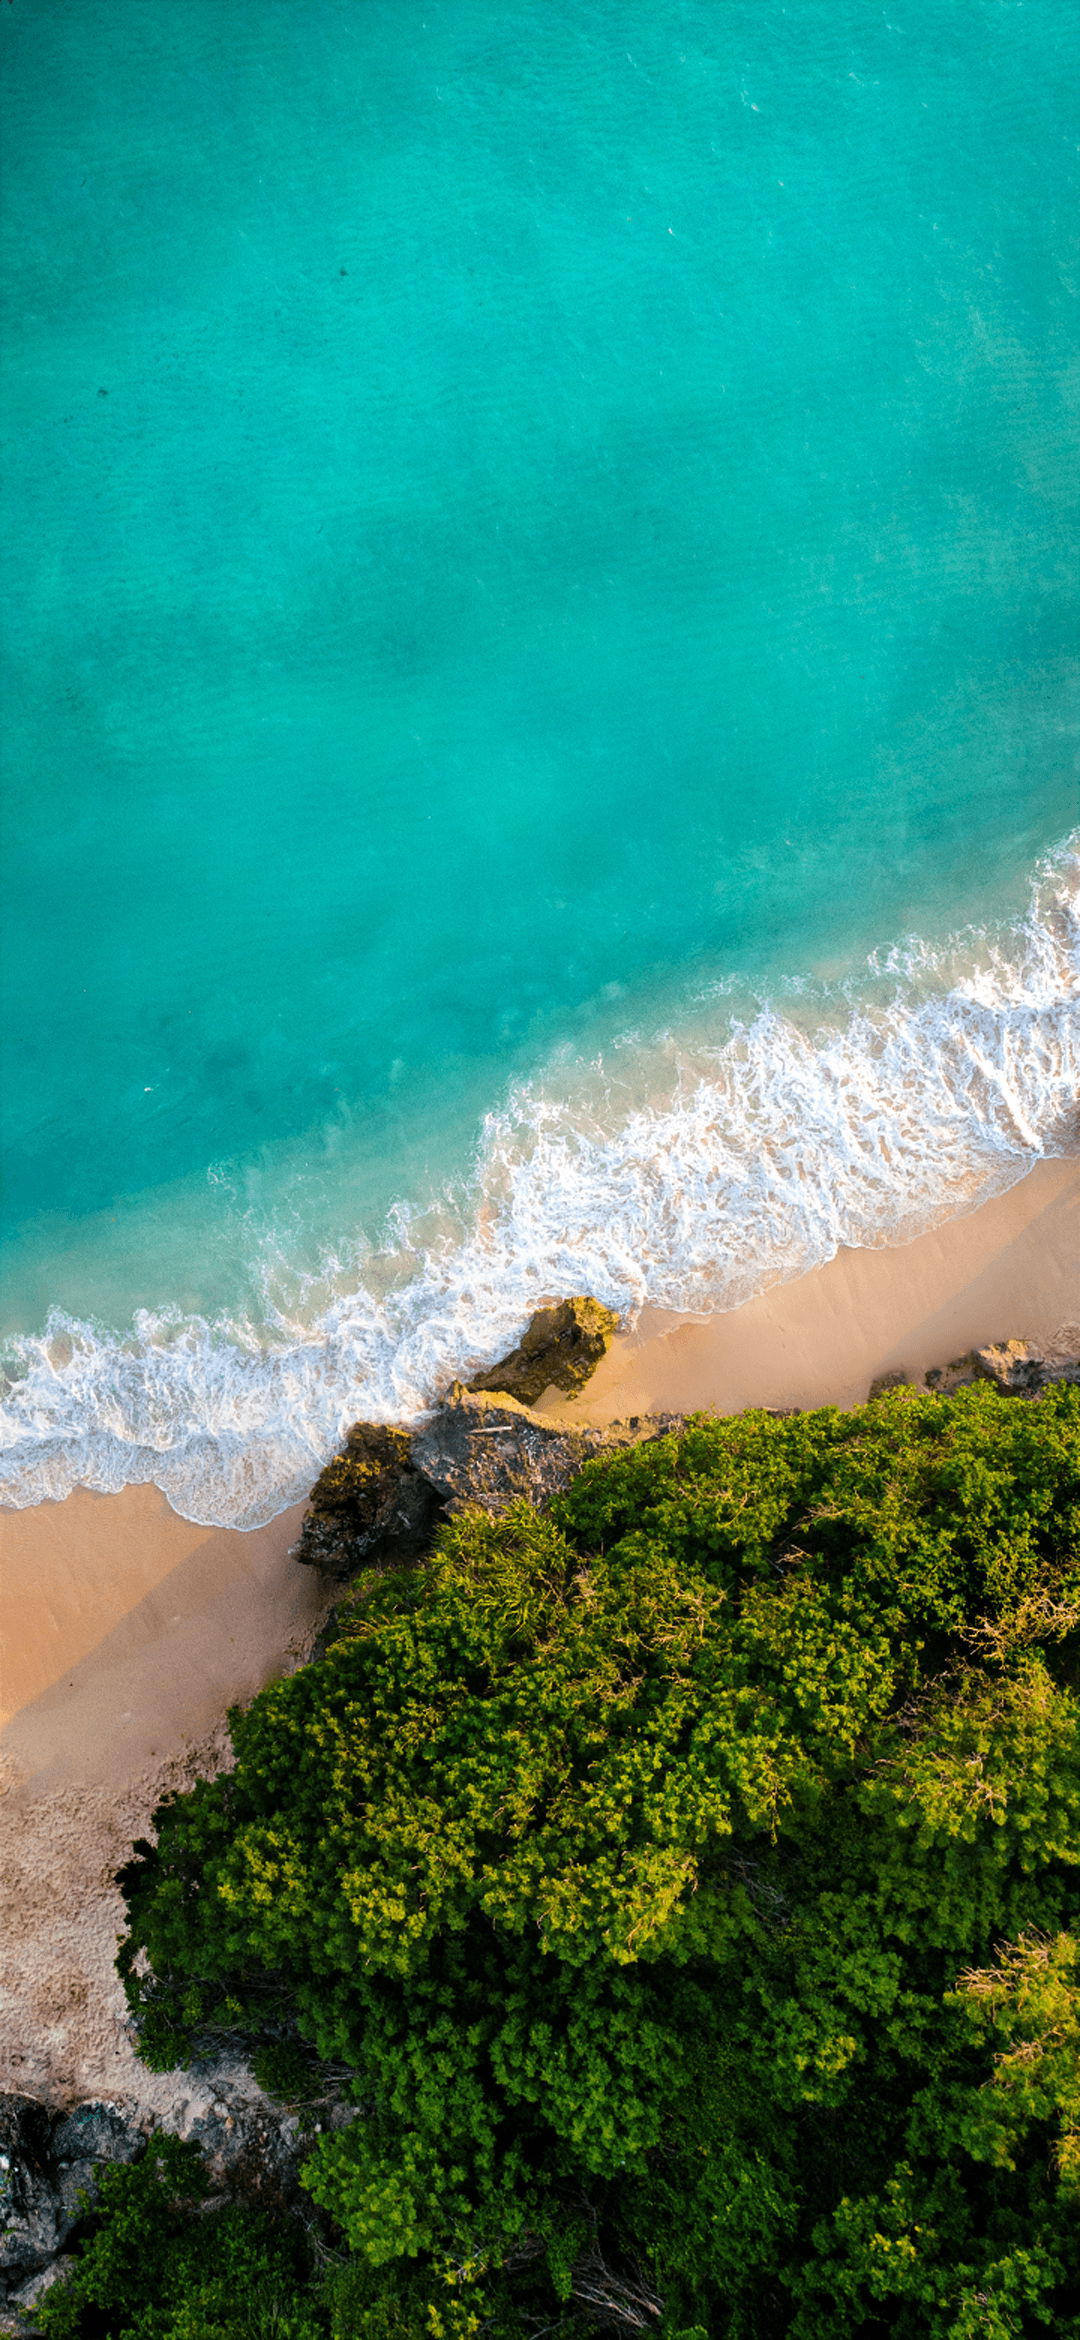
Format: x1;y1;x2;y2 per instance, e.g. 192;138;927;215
539;1153;1080;1426
1;1152;1077;2106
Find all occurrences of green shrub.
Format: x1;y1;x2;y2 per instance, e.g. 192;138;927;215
251;2039;322;2104
36;2135;324;2339
114;1386;1080;2335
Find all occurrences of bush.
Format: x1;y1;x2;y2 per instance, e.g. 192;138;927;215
36;2135;324;2339
115;1386;1080;2336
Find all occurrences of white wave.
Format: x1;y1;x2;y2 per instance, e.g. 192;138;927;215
2;842;1078;1528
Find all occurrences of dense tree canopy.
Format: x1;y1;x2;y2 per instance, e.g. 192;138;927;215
103;1384;1080;2337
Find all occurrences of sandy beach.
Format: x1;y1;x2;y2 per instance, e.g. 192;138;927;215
541;1155;1080;1426
2;1153;1077;2110
1;1494;331;2106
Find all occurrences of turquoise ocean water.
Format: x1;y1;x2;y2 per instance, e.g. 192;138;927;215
1;0;1077;1523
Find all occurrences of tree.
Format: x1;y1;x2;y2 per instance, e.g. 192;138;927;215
113;1384;1080;2336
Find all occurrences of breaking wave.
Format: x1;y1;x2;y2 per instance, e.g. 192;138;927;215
2;842;1077;1528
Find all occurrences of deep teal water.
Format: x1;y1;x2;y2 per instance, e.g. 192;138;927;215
1;0;1077;1520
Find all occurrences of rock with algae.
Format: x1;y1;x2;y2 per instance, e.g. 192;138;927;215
466;1296;618;1406
294;1298;623;1577
291;1422;441;1580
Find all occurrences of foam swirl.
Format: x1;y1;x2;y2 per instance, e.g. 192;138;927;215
2;845;1077;1527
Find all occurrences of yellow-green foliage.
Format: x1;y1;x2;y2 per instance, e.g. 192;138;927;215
117;1385;1080;2338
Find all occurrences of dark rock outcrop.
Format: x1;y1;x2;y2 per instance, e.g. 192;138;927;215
466;1296;618;1406
300;1327;1080;1585
0;2079;357;2322
0;2097;58;2287
411;1384;680;1517
5;2254;75;2324
293;1297;623;1578
923;1352;981;1396
292;1421;441;1579
294;1389;680;1579
0;2094;142;2309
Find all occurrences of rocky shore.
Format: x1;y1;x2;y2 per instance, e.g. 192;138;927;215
292;1320;1080;1585
5;1304;1078;2328
0;2070;358;2330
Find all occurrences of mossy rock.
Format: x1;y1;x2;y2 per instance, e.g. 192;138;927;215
307;1422;413;1517
466;1295;618;1406
294;1423;438;1578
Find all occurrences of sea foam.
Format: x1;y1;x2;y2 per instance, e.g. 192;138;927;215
2;844;1077;1528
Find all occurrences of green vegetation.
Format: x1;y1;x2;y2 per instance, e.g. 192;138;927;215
35;2135;323;2339
51;1385;1080;2335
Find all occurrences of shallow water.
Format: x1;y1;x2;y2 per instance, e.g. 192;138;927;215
1;0;1077;1520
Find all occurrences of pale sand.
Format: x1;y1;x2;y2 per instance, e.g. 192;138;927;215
1;1154;1077;2108
1;1492;330;2105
